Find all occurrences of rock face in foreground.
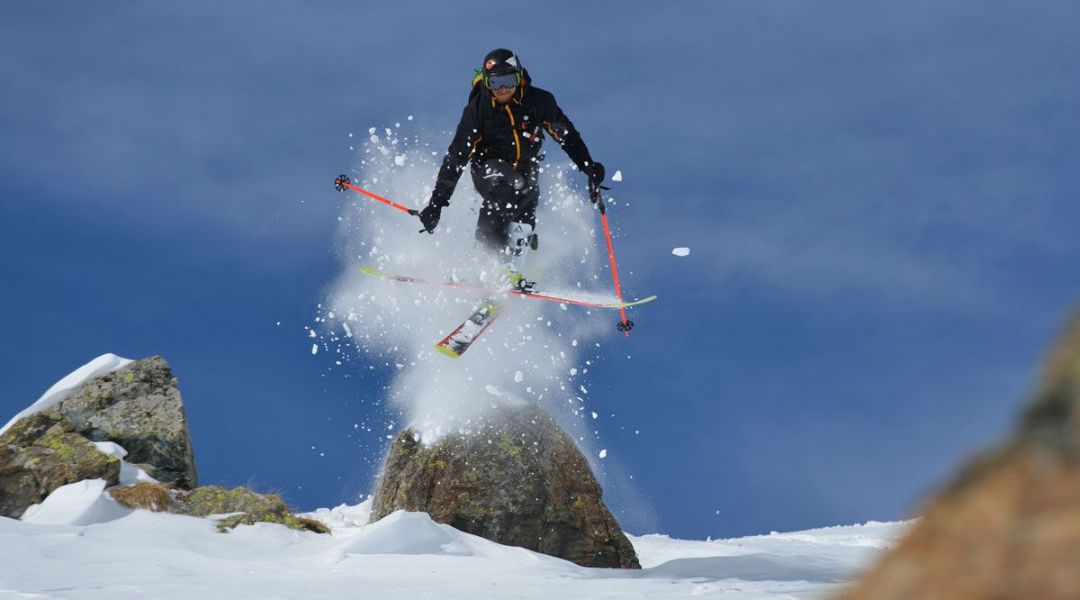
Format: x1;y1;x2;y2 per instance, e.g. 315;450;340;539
0;356;197;518
371;404;640;569
57;356;197;489
841;310;1080;599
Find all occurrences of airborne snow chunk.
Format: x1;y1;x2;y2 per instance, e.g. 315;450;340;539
672;247;690;257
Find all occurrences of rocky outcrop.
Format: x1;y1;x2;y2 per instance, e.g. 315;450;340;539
841;310;1080;599
0;412;121;517
56;356;197;488
370;404;640;569
2;355;329;535
0;355;196;518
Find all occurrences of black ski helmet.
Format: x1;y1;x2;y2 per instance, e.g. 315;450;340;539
482;48;523;76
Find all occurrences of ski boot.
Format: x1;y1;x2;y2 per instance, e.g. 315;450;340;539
501;221;538;293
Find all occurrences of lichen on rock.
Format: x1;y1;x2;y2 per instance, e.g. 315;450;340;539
175;485;329;534
0;412;121;518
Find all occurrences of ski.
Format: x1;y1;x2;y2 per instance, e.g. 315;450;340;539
360;267;656;310
434;299;502;358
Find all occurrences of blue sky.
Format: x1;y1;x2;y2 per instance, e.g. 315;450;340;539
2;1;1078;538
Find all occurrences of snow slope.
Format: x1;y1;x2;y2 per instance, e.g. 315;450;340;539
0;480;907;599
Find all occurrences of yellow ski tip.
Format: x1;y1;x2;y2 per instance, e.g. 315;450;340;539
620;294;658;308
434;344;461;359
360;267;384;277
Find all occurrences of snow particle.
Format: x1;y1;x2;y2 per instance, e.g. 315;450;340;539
672;247;691;257
310;344;319;355
612;170;623;182
514;370;524;383
599;449;608;459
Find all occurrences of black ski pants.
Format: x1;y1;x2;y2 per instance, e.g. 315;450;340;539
469;158;540;253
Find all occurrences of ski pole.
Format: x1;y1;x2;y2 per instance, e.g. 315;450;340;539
334;174;418;216
592;185;633;336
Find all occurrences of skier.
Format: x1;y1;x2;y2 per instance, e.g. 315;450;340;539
416;48;606;291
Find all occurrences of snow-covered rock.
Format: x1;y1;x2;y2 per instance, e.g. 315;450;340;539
0;354;195;518
371;404;639;568
0;353;132;437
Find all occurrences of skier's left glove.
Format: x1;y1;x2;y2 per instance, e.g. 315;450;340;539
586;161;606;204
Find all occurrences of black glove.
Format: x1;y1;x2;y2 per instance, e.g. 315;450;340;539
587;161;605;187
418;190;449;233
586;161;606;203
418;202;443;233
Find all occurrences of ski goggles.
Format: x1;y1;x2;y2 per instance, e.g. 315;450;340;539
486;72;520;90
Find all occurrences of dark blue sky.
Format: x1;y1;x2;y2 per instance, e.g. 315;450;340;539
3;1;1078;538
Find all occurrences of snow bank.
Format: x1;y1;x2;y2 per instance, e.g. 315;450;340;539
341;510;474;556
0;353;133;437
0;491;908;599
19;479;132;526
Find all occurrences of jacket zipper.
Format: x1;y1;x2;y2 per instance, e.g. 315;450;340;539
504;105;522;170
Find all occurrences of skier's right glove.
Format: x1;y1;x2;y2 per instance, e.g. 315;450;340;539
418;203;442;233
418;193;448;234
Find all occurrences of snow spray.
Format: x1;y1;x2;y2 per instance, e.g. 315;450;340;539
325;123;609;443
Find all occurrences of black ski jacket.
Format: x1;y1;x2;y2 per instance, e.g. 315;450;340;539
430;69;595;206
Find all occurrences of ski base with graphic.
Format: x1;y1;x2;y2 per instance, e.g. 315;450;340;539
434;299;502;358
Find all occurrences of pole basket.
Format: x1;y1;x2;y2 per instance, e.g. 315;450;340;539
617;320;634;332
334;174;351;191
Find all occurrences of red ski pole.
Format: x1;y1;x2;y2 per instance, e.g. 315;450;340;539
593;186;633;336
334;174;418;216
